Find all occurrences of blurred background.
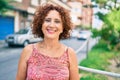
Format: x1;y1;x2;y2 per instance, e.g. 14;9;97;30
0;0;120;80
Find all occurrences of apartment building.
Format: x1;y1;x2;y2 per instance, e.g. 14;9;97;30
0;0;93;40
0;0;71;40
62;0;93;28
81;0;93;28
68;1;82;28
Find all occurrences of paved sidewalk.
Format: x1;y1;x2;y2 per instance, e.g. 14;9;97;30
0;40;6;48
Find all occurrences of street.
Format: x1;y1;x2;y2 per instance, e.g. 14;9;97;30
0;38;96;80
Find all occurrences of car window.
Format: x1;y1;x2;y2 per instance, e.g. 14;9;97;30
15;29;29;34
80;31;87;34
28;29;32;34
80;31;90;34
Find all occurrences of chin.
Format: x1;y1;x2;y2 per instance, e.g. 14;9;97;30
44;33;60;40
45;36;58;39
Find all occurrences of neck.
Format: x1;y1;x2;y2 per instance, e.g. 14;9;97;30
40;38;61;49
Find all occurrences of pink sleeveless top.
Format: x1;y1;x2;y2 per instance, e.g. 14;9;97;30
26;45;70;80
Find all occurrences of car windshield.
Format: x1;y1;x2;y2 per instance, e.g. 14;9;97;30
15;29;28;34
80;31;90;34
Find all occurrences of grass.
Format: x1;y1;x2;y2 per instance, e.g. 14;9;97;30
80;73;107;80
79;40;119;80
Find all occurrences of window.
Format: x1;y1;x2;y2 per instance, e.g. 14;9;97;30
15;0;22;2
31;0;39;6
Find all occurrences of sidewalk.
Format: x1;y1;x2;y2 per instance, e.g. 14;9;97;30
0;40;5;48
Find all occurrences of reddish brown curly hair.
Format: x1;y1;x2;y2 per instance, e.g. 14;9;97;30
32;4;72;40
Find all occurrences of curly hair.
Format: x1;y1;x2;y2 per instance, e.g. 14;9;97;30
32;4;73;40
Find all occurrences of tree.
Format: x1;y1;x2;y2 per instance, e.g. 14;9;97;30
92;0;120;10
0;0;13;15
92;0;120;50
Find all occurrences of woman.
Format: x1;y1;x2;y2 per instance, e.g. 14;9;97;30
16;4;79;80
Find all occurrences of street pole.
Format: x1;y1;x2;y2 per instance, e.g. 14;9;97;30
86;38;89;59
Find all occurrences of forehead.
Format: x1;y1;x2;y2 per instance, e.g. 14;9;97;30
45;10;61;19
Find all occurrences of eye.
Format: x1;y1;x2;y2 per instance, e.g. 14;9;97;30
55;20;61;23
44;19;51;22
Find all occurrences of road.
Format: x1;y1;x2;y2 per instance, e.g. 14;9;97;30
0;38;97;80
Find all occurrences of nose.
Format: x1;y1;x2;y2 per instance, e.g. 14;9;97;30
49;21;55;28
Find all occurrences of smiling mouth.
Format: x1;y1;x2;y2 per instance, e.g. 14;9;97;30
47;29;57;34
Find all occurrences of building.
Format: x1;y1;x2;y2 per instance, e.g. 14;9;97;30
0;0;71;40
64;0;93;29
81;0;93;28
68;1;82;28
0;0;93;40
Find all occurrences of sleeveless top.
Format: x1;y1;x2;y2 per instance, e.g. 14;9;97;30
26;44;70;80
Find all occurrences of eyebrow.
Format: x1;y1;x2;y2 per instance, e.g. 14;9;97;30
45;18;61;21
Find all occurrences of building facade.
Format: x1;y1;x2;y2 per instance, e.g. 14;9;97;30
0;0;93;40
81;0;93;28
63;0;93;28
0;0;71;40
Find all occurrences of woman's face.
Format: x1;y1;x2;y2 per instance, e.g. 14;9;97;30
42;10;63;40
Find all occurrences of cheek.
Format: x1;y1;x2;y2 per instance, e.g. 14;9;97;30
60;26;63;32
41;25;46;33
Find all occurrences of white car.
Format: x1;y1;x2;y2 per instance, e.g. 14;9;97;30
77;30;92;40
70;29;79;38
5;28;42;47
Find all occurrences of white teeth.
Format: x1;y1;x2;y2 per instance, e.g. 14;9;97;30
47;29;56;33
47;29;56;32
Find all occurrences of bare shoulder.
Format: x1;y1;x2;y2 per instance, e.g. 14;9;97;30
67;47;76;57
22;44;33;54
20;44;33;61
60;44;77;59
67;47;79;80
67;47;78;64
23;44;33;51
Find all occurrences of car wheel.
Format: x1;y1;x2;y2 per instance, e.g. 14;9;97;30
8;44;13;47
23;40;29;47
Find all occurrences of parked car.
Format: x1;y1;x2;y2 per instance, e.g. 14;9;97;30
77;30;92;40
5;28;42;47
70;29;79;38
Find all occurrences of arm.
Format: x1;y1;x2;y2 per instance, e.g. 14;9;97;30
16;44;32;80
68;47;80;80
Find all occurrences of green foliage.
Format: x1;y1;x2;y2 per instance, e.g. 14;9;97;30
0;0;13;15
80;41;112;70
106;9;120;32
92;0;119;9
95;0;107;4
92;9;120;50
79;40;118;80
91;29;101;38
101;25;118;45
95;12;106;21
76;25;92;30
80;74;107;80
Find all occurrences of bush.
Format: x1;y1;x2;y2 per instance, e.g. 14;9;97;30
80;74;107;80
79;40;117;80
